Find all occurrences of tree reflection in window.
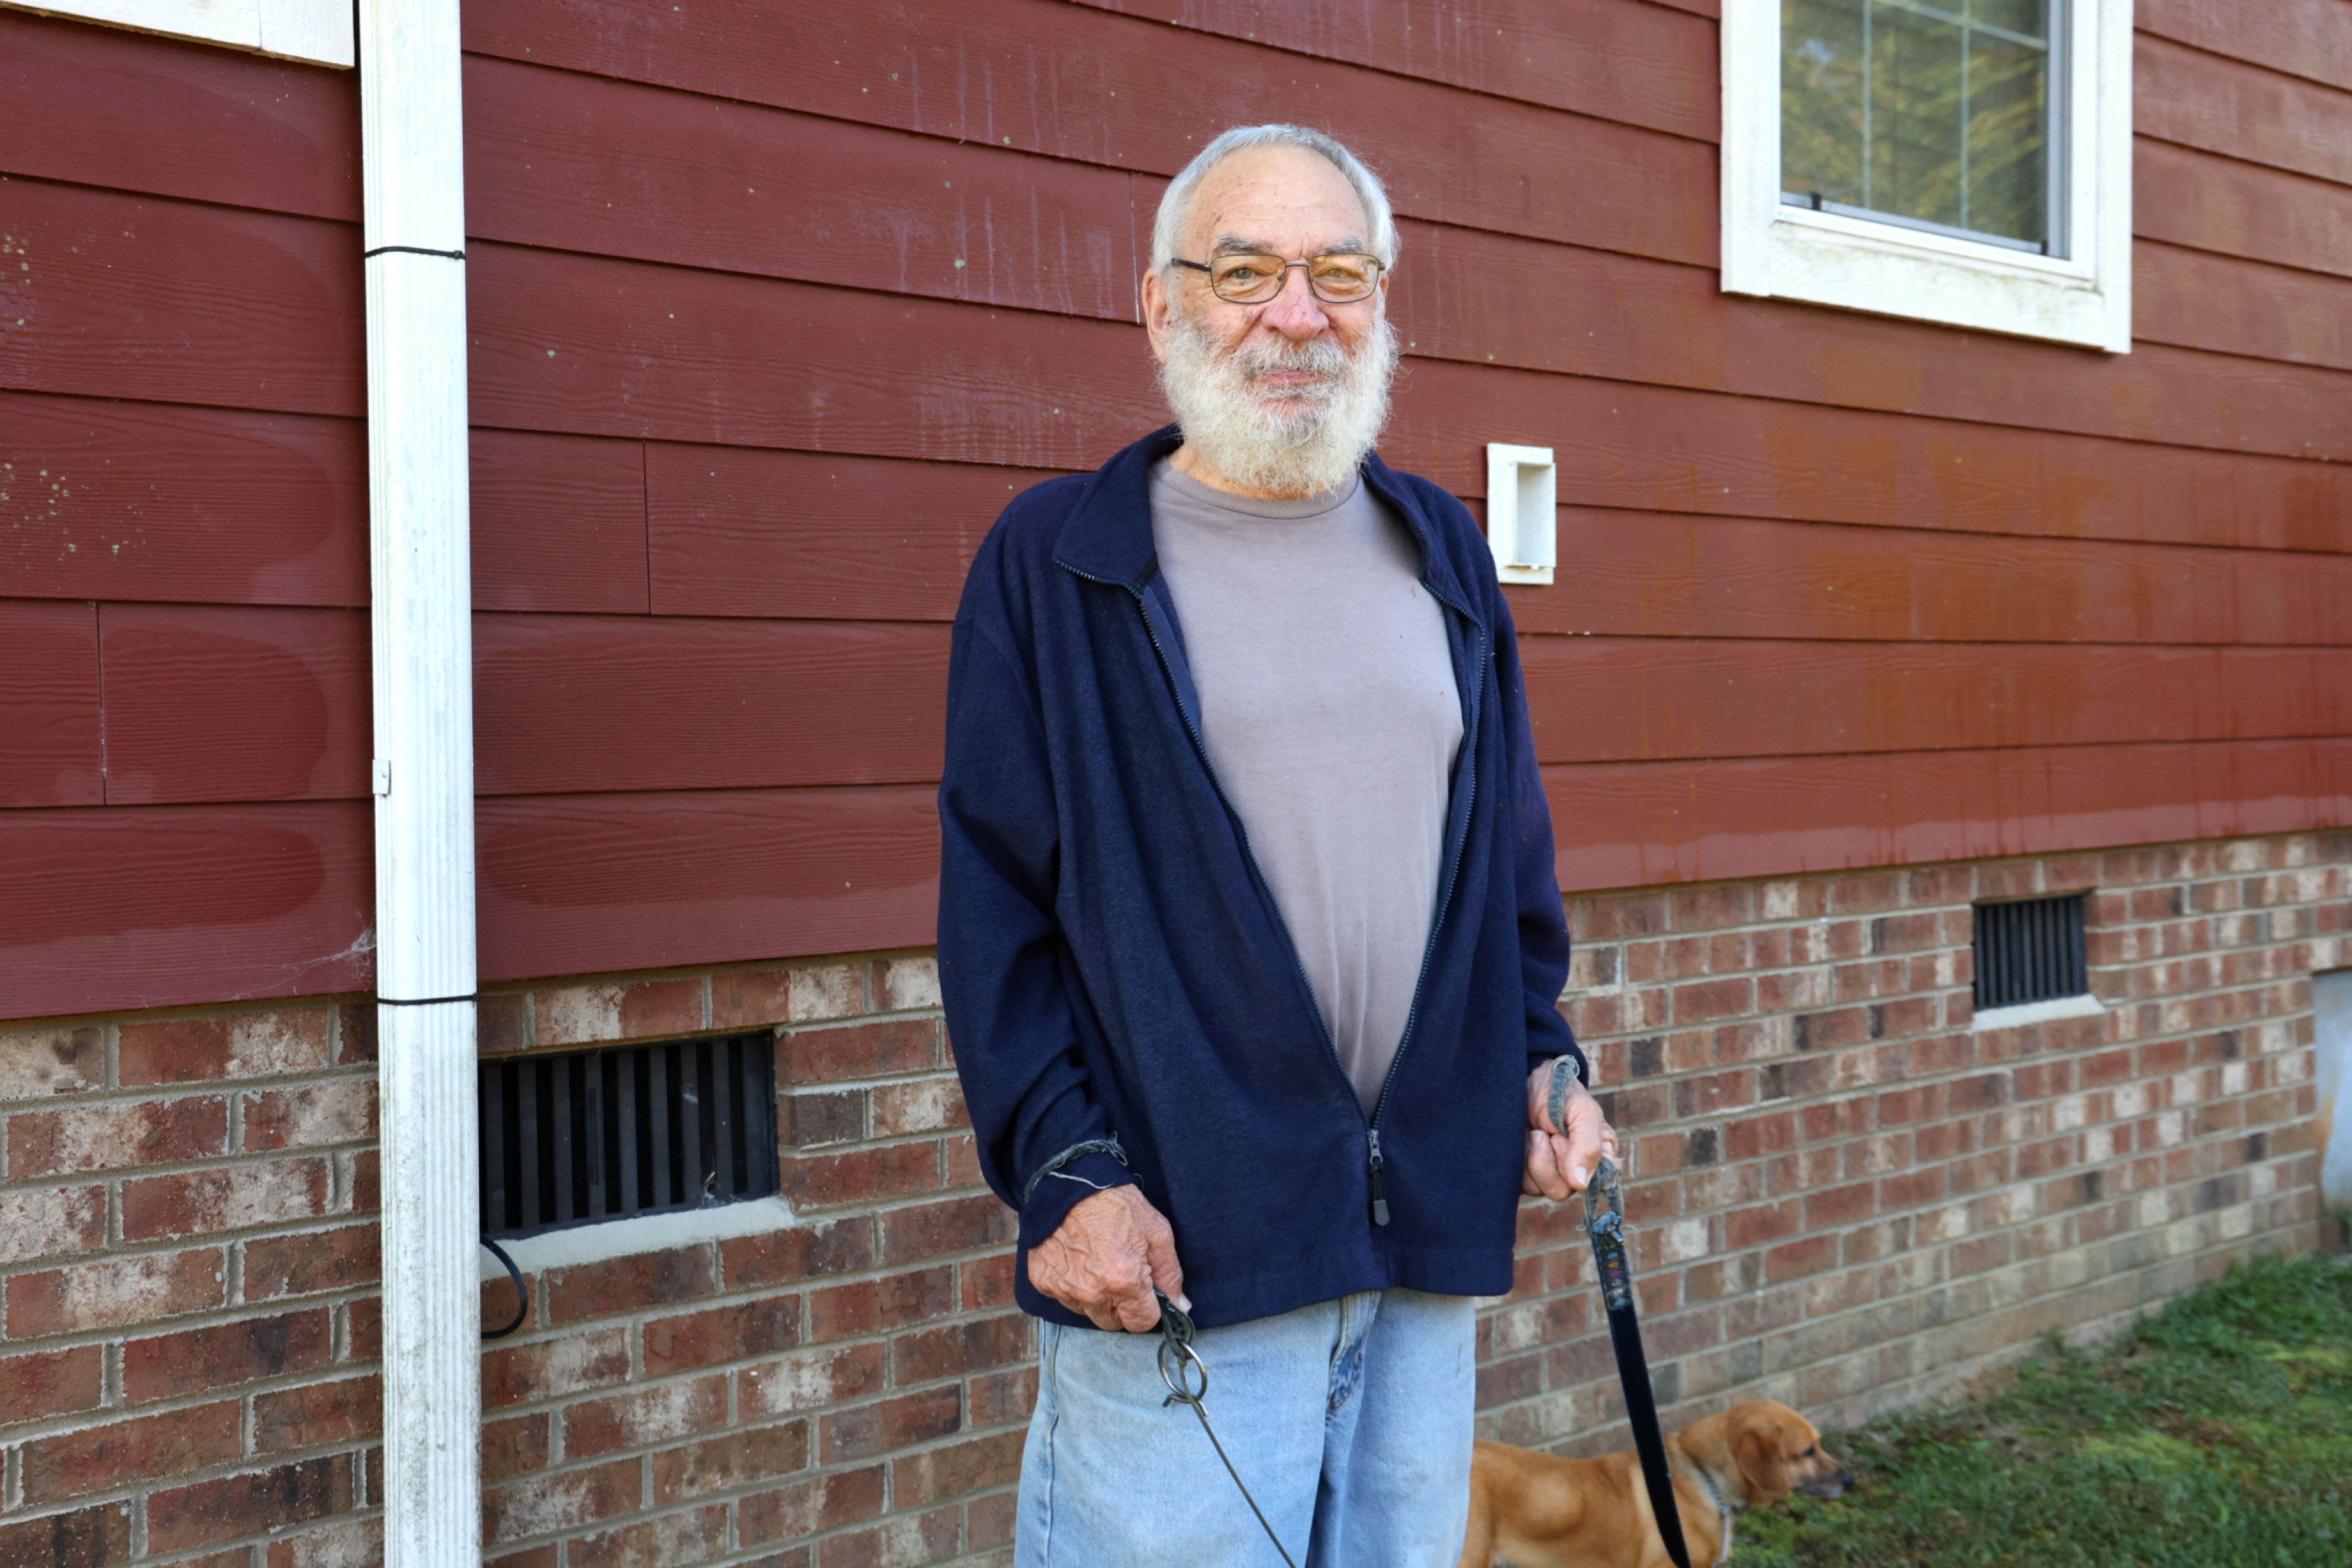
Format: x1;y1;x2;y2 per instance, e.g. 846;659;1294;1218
1782;0;2056;252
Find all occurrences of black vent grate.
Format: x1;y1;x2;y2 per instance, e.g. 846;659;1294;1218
1973;893;2089;1011
479;1032;778;1239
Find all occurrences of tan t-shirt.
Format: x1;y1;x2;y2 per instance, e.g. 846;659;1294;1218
1149;459;1464;1113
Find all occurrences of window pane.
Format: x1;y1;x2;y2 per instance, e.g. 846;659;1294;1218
1972;0;2045;35
1782;0;2054;250
1870;2;1967;230
1783;0;1866;209
1965;29;2050;244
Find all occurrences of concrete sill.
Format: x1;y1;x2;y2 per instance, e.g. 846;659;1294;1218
1972;993;2108;1032
477;1196;796;1278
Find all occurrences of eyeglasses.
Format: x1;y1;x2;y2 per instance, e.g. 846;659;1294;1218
1170;252;1386;305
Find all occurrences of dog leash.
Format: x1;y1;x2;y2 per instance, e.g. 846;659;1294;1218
1584;1156;1695;1568
1154;1291;1301;1567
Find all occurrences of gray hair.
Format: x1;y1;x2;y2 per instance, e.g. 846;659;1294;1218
1148;124;1398;273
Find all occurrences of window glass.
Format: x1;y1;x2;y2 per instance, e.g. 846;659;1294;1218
1782;0;2056;251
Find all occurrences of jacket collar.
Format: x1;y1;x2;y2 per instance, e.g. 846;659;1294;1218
1051;425;1483;624
1050;424;1183;588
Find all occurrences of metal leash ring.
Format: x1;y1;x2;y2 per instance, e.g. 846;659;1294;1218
1154;1292;1211;1408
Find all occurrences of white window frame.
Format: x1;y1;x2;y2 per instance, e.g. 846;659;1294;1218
1720;0;2132;353
0;0;353;68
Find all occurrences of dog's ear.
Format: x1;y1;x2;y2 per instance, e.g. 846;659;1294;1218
1733;1420;1792;1499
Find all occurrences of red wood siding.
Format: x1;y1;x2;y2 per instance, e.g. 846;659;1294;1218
97;606;371;805
2137;0;2352;92
1548;738;2352;891
0;601;102;809
469;430;649;615
476;788;938;981
0;13;370;1017
471;616;947;794
642;446;1035;623
1;0;2346;1013
1;178;363;417
0;801;373;1010
0;394;368;607
0;14;359;220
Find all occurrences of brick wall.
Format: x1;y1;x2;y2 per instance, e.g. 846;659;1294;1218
469;954;1021;1568
2;831;2340;1565
0;1002;383;1566
1499;830;2343;1455
0;953;1022;1568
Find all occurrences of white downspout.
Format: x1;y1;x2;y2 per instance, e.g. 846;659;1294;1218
359;1;479;1563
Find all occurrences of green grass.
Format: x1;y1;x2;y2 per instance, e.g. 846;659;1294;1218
1736;1252;2352;1568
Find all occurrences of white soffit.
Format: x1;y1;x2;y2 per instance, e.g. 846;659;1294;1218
2;0;355;67
1720;0;2132;352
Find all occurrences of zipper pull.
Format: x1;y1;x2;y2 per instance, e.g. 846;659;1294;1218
1367;1128;1391;1227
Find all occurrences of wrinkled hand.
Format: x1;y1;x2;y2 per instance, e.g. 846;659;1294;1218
1027;1184;1189;1332
1524;1061;1617;1199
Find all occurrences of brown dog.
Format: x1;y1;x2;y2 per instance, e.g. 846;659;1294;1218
1457;1399;1854;1568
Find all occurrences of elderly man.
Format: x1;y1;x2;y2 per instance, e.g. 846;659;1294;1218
938;123;1614;1565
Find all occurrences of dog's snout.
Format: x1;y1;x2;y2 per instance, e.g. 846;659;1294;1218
1798;1467;1855;1499
1793;1449;1854;1498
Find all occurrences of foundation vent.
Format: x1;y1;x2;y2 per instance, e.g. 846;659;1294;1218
479;1031;778;1239
1972;892;2089;1011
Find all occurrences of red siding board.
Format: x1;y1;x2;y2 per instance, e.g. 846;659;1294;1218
1521;640;2352;765
2133;240;2352;370
462;57;1138;324
473;614;947;795
645;444;1027;622
0;802;372;1017
457;0;1718;267
1513;509;2352;648
0;599;101;808
1069;0;1719;141
1549;737;2352;892
2137;139;2352;282
2138;0;2352;99
1390;219;2352;457
2138;34;2352;187
476;787;938;982
0;11;358;222
0;179;363;419
98;605;370;805
1386;358;2352;552
0;393;368;609
464;243;1163;473
471;430;650;615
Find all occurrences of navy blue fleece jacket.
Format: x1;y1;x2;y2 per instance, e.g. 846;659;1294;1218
937;426;1583;1330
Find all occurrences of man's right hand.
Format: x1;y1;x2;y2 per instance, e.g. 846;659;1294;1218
1027;1184;1188;1332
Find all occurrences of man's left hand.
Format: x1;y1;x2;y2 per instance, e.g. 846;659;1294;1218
1523;1061;1616;1199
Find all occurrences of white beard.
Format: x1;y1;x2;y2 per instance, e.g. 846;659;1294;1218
1155;307;1399;499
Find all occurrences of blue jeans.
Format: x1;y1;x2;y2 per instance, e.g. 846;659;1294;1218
1017;1289;1475;1567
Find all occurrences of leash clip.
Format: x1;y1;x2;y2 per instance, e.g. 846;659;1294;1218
1154;1291;1210;1410
1581;1156;1636;1312
1580;1154;1626;1234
